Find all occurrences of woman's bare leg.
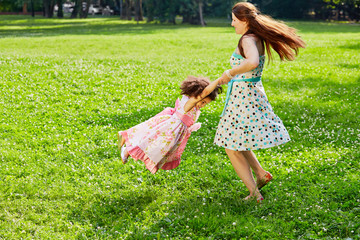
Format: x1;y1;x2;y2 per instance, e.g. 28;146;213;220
242;150;267;180
225;148;262;198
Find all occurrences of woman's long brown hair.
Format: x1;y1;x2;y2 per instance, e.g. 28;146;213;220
232;2;306;62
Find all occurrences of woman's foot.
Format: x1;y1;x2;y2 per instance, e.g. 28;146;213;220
244;194;264;203
257;171;273;190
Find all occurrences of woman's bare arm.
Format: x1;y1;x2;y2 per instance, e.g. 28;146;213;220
184;78;221;113
218;36;260;85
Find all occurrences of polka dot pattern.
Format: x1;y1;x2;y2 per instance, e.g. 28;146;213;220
214;52;291;151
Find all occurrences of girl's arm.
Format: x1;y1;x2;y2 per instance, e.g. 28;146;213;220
184;78;221;113
218;36;260;85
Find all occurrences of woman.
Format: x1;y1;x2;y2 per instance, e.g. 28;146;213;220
185;2;305;202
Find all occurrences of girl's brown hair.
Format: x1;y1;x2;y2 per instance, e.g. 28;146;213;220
180;76;222;100
232;2;306;62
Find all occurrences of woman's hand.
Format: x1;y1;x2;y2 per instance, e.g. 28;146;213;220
218;72;231;85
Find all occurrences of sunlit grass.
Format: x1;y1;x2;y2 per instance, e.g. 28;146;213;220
0;16;359;239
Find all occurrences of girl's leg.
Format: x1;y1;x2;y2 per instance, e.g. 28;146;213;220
120;135;125;147
225;148;262;198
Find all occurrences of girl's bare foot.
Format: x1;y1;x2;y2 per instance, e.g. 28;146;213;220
117;132;129;164
121;147;129;164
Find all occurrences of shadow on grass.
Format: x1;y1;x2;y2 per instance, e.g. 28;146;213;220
0;23;189;38
65;164;360;238
67;185;258;237
339;42;360;50
0;17;220;39
337;63;360;69
0;17;359;39
65;73;360;237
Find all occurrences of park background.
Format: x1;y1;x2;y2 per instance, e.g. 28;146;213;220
0;0;359;239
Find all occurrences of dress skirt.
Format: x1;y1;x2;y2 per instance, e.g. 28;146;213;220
214;80;290;151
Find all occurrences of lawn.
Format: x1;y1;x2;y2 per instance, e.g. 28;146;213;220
0;16;359;239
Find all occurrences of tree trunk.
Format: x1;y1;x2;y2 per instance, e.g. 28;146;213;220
198;0;205;26
57;0;63;18
85;0;90;18
31;0;35;17
121;0;127;19
43;0;50;17
115;0;121;16
50;1;55;17
126;0;132;20
122;0;132;20
43;0;55;18
71;0;80;18
134;0;143;22
134;0;139;22
23;3;28;14
144;0;154;22
168;0;176;24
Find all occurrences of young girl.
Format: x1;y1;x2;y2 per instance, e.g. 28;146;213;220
185;2;306;202
117;76;222;174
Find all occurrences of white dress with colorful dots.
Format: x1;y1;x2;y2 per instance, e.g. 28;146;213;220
214;52;290;151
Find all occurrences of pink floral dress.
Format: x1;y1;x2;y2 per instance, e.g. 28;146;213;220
120;95;201;174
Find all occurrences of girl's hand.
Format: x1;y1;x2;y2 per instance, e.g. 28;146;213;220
218;72;231;85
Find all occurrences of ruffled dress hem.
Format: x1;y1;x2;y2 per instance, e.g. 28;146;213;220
120;131;181;174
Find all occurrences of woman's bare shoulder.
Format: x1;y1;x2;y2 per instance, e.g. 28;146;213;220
243;34;259;41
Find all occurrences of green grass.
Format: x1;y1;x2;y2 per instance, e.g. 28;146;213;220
0;16;359;239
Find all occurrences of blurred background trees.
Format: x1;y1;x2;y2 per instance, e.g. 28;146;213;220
0;0;359;22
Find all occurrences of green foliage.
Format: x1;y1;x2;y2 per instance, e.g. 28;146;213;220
250;0;311;19
0;16;359;239
250;0;360;20
0;0;43;12
0;0;22;12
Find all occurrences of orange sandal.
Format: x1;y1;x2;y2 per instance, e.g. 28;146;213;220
257;171;273;190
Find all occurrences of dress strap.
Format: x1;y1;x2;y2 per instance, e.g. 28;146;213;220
220;77;261;117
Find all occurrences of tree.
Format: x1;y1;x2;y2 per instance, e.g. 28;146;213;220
56;0;63;18
70;0;90;18
121;0;132;20
70;0;80;18
249;0;359;21
10;0;42;17
114;0;121;16
180;0;201;24
43;0;56;17
143;0;156;22
30;0;35;16
134;0;143;22
323;0;360;21
198;0;206;26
